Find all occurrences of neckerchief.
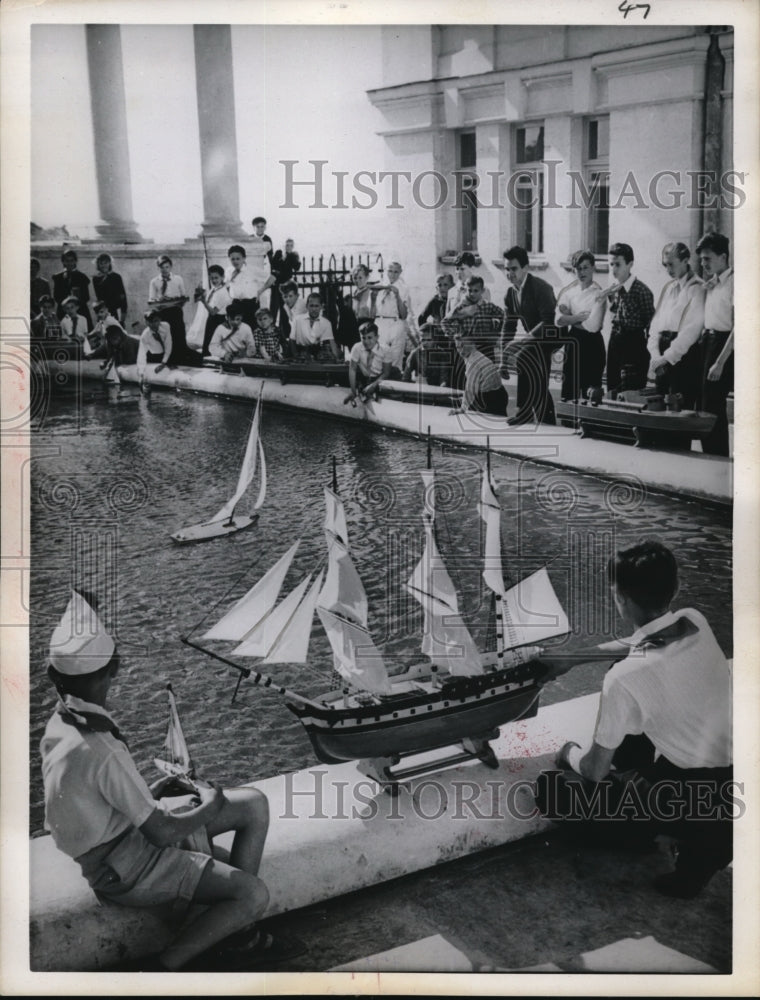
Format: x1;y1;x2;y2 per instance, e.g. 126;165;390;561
55;694;128;747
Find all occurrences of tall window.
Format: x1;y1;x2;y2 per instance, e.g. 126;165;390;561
513;124;544;254
584;117;610;255
457;131;478;252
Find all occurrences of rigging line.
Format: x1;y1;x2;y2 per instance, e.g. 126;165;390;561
180;636;322;709
182;552;267;640
405;582;457;612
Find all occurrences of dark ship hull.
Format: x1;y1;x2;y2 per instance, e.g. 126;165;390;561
286;659;547;765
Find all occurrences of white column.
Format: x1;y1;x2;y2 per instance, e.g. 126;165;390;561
85;25;142;242
193;25;246;238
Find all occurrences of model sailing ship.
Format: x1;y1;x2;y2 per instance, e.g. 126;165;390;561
187;452;569;784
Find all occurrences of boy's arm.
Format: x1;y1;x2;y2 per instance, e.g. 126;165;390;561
555;740;616;783
140;782;225;847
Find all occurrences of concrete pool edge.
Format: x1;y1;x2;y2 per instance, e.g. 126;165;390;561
29;693;599;972
52;361;733;506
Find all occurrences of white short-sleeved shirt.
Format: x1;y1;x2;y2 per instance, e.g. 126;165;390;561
41;707;157;858
349;340;392;378
148;273;186;303
291;315;334;347
555;279;606;333
225;262;259;301
594;609;731;770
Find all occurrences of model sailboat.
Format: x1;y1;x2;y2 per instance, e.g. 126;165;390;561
171;384;267;544
189;455;569;781
153;683;212;853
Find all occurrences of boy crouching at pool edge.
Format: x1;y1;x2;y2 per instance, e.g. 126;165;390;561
535;540;733;899
40;590;299;971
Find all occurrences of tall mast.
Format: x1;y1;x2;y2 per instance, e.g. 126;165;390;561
485;437;505;667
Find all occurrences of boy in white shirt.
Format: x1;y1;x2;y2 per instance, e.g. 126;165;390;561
536;540;732;899
290;293;341;362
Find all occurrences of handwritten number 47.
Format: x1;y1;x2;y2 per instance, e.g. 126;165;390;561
619;0;651;17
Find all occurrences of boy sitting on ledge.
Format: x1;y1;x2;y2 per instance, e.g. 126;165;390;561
40;590;288;971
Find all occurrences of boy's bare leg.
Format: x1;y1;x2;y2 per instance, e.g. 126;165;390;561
160;859;269;970
206;786;269;876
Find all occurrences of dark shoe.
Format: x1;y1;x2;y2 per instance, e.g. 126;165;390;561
197;928;307;971
654;869;715;899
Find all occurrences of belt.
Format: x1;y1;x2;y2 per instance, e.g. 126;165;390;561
704;328;730;335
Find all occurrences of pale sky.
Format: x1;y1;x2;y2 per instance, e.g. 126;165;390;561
31;24;388;253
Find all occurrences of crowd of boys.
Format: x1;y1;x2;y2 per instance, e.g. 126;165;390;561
30;229;734;455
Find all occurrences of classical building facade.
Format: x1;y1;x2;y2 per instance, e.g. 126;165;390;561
367;25;735;302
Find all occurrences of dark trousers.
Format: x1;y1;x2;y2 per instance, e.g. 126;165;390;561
234;297;259;331
653;333;702;411
699;330;734;456
606;327;649;396
561;326;606;401
161;306;200;367
202;315;227;357
536;735;734;884
509;340;556;424
471;385;509;416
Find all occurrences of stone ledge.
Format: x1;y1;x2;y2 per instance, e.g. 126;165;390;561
30;694;600;971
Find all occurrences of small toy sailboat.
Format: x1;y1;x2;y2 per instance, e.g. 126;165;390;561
153;683;212;853
171;383;267;544
154;683;203;787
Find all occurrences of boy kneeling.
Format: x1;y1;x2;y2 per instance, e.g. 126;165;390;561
41;591;277;971
536;541;733;899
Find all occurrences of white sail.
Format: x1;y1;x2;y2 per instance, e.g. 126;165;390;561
316;607;392;695
186;244;210;352
479;467;505;596
318;533;369;627
202;540;300;641
501;567;570;649
211;394;264;523
419;596;484;676
405;475;482;676
232;573;313;658
263;570;324;664
420;468;435;521
406;519;459;616
154;685;191;775
253;438;267;511
324;486;349;547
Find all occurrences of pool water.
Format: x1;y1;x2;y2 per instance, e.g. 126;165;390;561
28;387;732;835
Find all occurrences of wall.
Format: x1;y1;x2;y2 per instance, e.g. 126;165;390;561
368;27;735;319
